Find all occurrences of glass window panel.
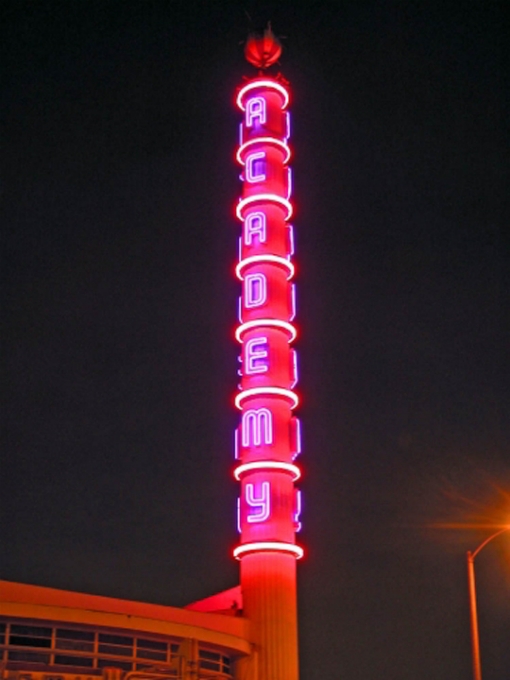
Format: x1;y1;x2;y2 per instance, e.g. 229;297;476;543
56;629;94;641
98;634;132;646
136;638;167;651
54;655;94;667
98;644;132;657
56;639;94;652
10;625;52;637
137;649;167;661
9;650;50;663
200;660;220;672
199;650;221;661
9;635;51;648
97;659;132;671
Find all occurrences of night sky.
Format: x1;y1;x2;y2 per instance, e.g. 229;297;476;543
1;2;508;679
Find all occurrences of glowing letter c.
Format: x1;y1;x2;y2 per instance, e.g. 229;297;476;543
246;152;266;183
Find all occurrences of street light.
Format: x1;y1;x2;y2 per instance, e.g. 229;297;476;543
467;526;510;680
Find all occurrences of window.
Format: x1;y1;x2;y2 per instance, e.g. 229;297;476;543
97;659;132;671
98;633;133;658
54;655;94;667
199;649;229;673
56;628;94;652
8;650;50;663
136;638;167;661
9;625;52;649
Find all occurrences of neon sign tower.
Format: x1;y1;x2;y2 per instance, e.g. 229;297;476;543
233;27;302;680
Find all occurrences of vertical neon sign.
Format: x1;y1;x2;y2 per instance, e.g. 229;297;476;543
233;76;303;561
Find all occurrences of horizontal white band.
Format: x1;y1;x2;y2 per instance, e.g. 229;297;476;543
234;541;303;559
237;137;291;165
237;80;290;110
234;461;301;481
237;194;293;221
236;254;294;280
235;387;299;410
236;319;297;343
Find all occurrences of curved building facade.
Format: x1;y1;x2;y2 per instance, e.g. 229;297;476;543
0;582;251;680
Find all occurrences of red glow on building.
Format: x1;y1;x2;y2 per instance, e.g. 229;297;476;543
233;33;302;679
234;75;302;559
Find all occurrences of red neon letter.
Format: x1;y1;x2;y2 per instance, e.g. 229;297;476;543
244;212;267;245
245;482;271;523
241;408;273;447
244;273;267;307
245;96;266;127
245;336;269;374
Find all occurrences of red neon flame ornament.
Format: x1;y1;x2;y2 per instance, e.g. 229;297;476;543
244;25;282;70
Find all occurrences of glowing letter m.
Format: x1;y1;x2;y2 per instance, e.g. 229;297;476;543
242;408;273;447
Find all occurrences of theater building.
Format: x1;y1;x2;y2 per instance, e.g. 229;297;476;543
0;581;248;680
1;27;302;680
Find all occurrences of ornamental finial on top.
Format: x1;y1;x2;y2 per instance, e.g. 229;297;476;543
244;22;282;69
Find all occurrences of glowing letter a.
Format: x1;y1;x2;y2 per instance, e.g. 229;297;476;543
244;212;266;245
246;97;266;127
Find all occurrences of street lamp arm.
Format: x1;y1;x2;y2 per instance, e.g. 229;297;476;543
467;524;510;680
469;526;510;561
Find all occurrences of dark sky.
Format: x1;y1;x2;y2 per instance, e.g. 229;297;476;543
1;2;508;679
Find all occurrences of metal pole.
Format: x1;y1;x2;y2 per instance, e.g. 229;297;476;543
467;551;482;680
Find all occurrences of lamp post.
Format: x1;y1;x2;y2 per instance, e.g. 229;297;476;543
467;526;510;680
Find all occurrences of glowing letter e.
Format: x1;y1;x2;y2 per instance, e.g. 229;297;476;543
246;482;271;523
245;336;268;374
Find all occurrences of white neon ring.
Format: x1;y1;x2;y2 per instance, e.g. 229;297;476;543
236;194;293;221
234;541;303;559
237;138;291;165
236;319;297;343
234;461;301;481
235;387;299;410
237;80;290;111
236;254;294;281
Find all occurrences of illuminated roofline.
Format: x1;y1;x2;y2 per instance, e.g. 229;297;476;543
234;461;301;481
237;194;293;221
237;80;290;111
233;541;303;559
236;254;294;281
236;319;297;343
235;387;299;410
237;138;291;165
